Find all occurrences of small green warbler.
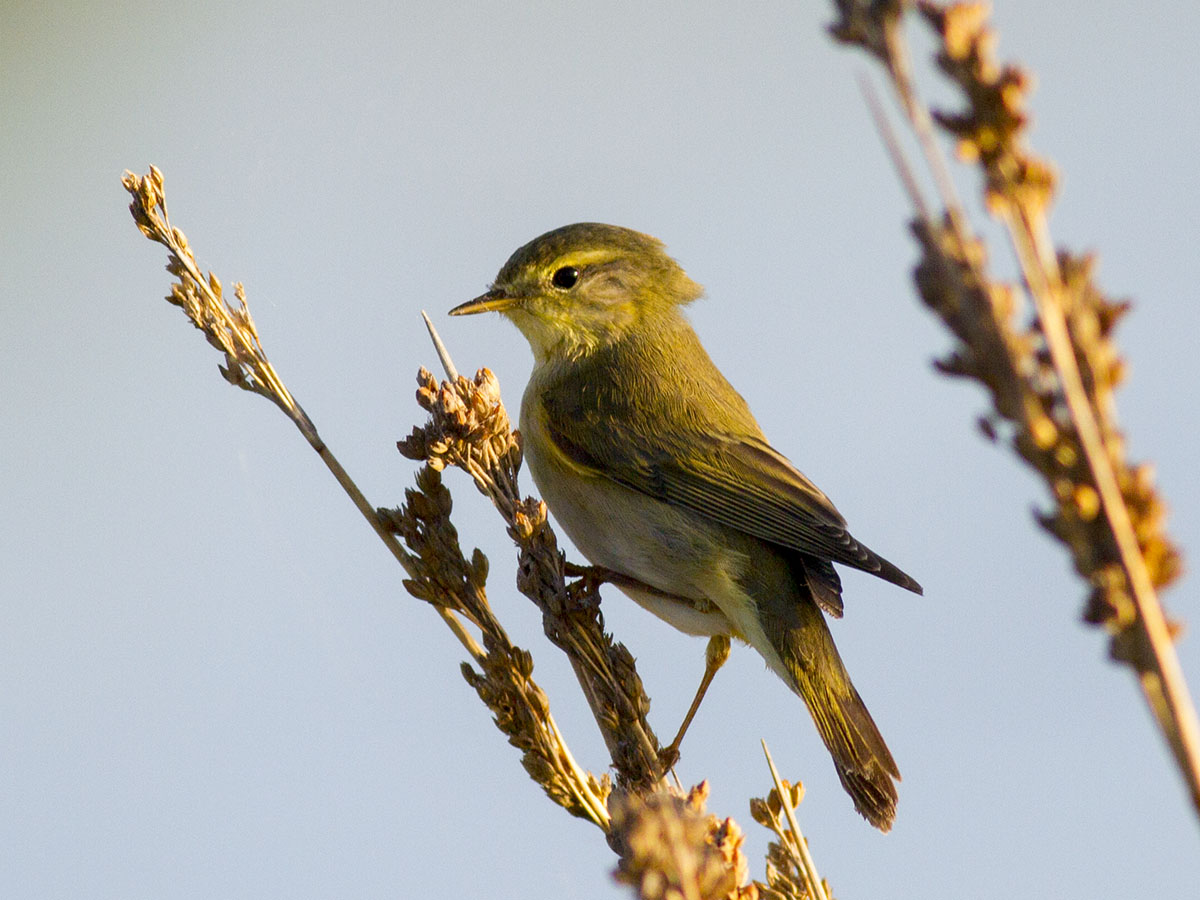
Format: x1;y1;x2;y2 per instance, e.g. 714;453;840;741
451;223;921;830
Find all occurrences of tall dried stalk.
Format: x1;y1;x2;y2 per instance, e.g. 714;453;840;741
830;0;1198;814
121;166;614;824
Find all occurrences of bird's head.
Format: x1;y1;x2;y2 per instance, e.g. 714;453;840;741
450;223;702;361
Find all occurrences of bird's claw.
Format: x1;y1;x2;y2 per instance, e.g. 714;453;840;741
564;563;615;593
658;744;681;772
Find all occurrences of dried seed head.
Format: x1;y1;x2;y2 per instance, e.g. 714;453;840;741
749;797;773;828
611;789;742;900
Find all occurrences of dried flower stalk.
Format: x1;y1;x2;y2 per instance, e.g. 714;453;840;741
121;166;612;827
749;744;829;900
118;168;475;644
378;464;612;825
396;364;665;791
829;1;1199;813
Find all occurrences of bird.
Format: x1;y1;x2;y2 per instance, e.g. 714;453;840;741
450;223;921;830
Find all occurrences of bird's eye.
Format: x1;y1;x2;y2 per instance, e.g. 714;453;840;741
551;266;580;289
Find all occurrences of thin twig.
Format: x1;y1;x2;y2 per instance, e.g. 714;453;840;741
762;741;828;900
121;169;484;661
546;714;612;827
1005;209;1200;800
422;310;459;381
879;14;968;232
858;72;931;222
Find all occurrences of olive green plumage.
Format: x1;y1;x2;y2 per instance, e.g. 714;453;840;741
451;222;921;830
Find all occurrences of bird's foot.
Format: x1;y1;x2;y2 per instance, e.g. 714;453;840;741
564;563;622;594
658;743;682;772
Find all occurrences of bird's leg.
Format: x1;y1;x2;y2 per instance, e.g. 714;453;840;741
564;563;663;599
660;634;731;769
561;564;730;769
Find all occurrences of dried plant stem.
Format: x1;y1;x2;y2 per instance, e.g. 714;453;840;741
418;311;665;785
879;16;967;226
354;465;483;655
832;1;1199;814
422;310;460;381
1006;209;1200;794
122;168;484;664
859;73;931;222
546;714;612;827
761;743;827;900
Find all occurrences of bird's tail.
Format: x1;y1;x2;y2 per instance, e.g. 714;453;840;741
761;594;900;831
796;661;900;830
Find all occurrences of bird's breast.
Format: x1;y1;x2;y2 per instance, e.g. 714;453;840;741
518;387;708;585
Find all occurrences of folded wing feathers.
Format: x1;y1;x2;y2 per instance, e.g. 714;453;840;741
543;407;922;595
656;441;923;595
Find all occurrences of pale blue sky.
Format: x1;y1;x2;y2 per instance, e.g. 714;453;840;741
3;2;1198;898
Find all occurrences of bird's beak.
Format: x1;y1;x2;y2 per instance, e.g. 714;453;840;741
449;289;521;316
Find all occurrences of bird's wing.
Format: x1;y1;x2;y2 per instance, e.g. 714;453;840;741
543;407;922;596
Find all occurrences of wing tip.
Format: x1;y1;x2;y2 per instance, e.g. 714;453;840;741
873;555;923;596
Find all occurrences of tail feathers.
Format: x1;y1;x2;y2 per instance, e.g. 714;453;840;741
804;676;900;831
743;551;901;829
799;556;844;618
